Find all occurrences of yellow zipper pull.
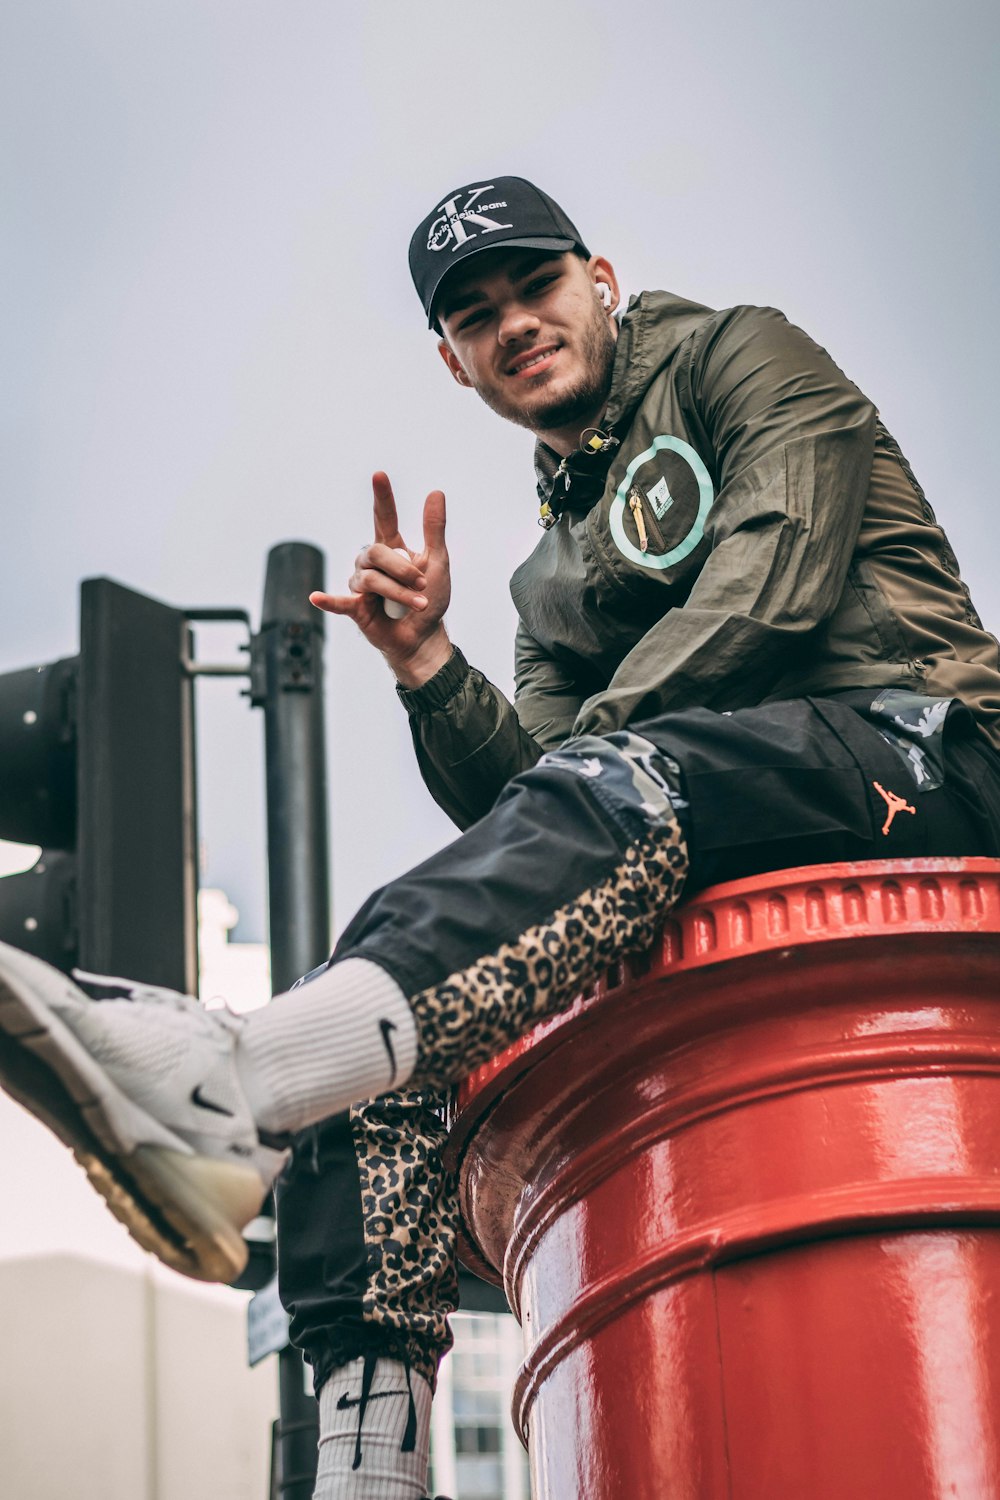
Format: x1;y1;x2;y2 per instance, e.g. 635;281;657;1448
628;489;649;552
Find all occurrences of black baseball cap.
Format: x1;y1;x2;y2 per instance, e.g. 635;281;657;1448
409;176;590;329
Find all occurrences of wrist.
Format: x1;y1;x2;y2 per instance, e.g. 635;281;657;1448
387;627;453;689
396;644;469;715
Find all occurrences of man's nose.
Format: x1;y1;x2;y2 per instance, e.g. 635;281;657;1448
497;300;540;343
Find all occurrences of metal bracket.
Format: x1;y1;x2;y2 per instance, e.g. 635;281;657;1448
180;608;253;680
247;620;320;707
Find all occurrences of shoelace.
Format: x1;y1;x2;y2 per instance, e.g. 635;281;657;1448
73;969;241;1033
351;1349;418;1472
74;968;183;1001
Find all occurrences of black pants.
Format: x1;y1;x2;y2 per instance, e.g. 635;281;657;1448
275;694;1000;1394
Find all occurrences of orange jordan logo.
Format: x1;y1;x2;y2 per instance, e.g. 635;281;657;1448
873;780;917;836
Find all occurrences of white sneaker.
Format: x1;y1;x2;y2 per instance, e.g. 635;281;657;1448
0;940;288;1283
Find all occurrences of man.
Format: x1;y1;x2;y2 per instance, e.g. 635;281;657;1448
2;176;1000;1499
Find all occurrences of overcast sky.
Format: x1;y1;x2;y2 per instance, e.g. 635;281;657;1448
2;0;998;950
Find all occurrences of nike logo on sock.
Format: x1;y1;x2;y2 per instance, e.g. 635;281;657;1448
190;1083;235;1117
379;1018;399;1085
336;1388;407;1411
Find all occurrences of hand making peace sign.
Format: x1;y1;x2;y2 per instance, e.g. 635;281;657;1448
309;471;453;687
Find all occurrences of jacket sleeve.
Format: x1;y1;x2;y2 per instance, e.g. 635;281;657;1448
511;621;589;751
573;305;879;737
397;642;558;829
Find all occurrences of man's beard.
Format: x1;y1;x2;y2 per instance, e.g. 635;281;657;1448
471;304;618;439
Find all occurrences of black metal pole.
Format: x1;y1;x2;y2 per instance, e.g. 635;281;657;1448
260;543;331;994
256;542;330;1500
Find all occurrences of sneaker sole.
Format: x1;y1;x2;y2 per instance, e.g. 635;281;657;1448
0;969;263;1283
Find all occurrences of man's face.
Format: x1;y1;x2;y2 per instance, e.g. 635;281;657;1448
435;249;619;442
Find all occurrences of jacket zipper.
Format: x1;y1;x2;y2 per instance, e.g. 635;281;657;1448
627;485;667;553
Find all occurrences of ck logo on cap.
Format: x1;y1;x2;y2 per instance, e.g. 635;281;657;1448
427;184;514;253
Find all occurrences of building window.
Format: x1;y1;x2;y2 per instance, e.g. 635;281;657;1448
429;1312;530;1500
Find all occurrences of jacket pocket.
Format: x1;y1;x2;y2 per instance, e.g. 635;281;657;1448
625;482;668;554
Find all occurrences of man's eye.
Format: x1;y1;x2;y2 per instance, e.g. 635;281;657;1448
458;309;489;332
525;274;558;295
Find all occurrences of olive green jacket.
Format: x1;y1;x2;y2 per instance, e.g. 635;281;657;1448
399;292;1000;828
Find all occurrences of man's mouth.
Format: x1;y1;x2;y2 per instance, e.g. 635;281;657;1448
507;344;560;378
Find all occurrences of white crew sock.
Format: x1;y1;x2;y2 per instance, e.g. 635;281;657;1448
314;1356;432;1500
236;958;419;1134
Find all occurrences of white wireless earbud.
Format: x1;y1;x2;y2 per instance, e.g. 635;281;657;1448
384;548;412;619
597;283;613;309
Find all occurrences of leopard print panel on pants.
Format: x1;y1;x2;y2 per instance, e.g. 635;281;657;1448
345;821;688;1371
349;1090;459;1386
408;822;689;1090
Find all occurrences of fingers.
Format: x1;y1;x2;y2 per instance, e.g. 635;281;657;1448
350;568;428;612
313;542;429;617
309;584;427;621
371;471;402;545
351;543;427;607
309;590;365;616
354;541;424;586
325;474;446;633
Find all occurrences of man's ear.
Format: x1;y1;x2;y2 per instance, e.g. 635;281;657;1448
437;338;473;387
587;255;621;316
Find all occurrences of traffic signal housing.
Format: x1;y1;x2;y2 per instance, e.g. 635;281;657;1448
0;578;198;992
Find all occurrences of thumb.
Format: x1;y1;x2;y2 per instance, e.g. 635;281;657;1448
421;489;447;554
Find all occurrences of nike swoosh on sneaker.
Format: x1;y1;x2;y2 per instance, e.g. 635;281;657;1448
379;1018;398;1085
336;1388;408;1411
190;1083;236;1117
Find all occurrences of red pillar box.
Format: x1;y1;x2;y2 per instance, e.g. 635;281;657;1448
446;859;1000;1500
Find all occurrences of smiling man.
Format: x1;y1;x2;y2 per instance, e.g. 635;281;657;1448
434;248;619;444
2;177;1000;1500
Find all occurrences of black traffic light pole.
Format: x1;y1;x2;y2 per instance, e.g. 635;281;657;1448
255;544;331;996
0;580;201;990
251;543;330;1500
